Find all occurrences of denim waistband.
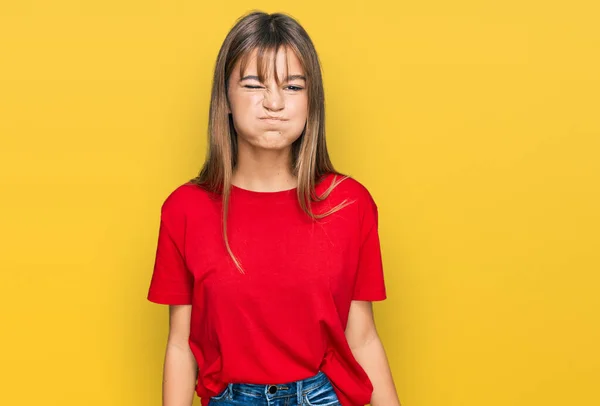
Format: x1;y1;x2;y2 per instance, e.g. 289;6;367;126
226;370;330;404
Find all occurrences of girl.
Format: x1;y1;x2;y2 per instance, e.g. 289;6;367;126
147;10;401;406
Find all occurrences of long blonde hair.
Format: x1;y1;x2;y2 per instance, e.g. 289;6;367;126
190;11;353;273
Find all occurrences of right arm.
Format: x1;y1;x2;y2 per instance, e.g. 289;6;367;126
162;304;197;406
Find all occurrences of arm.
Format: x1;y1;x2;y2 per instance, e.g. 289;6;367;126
345;300;401;406
163;304;197;406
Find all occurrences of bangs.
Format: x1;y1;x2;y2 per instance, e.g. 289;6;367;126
238;42;298;86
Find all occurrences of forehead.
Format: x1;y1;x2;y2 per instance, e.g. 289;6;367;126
234;45;304;81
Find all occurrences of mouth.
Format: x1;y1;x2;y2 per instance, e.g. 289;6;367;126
259;117;288;121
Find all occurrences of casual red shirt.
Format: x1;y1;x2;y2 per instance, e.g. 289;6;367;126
147;172;387;406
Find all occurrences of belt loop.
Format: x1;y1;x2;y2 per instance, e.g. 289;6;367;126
297;378;303;405
227;383;234;400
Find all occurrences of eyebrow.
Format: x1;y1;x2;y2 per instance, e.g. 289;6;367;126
239;74;306;82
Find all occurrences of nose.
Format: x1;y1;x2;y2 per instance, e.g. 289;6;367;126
262;87;284;112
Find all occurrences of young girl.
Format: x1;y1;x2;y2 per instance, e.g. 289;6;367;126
147;10;400;406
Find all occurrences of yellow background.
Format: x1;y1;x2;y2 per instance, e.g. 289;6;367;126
1;1;598;405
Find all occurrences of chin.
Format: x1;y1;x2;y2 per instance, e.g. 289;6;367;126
242;132;302;150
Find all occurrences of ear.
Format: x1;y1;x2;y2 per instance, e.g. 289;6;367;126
225;81;232;115
225;94;232;115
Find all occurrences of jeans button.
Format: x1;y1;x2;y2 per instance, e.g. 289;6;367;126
268;385;278;394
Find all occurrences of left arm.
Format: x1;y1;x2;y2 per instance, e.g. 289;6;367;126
345;300;401;406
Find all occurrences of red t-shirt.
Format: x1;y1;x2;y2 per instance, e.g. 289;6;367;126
147;172;387;406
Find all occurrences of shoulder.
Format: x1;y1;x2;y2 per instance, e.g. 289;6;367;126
160;181;218;221
320;172;377;208
317;172;379;225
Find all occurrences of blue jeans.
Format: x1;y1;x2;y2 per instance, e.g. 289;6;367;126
209;370;341;405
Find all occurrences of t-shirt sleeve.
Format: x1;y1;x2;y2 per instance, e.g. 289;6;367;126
147;193;193;305
352;188;387;301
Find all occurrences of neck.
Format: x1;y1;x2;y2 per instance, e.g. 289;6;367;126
232;140;297;192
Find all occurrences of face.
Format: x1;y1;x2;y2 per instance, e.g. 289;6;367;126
226;46;308;151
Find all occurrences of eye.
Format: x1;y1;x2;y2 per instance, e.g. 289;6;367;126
244;85;263;89
286;85;304;91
